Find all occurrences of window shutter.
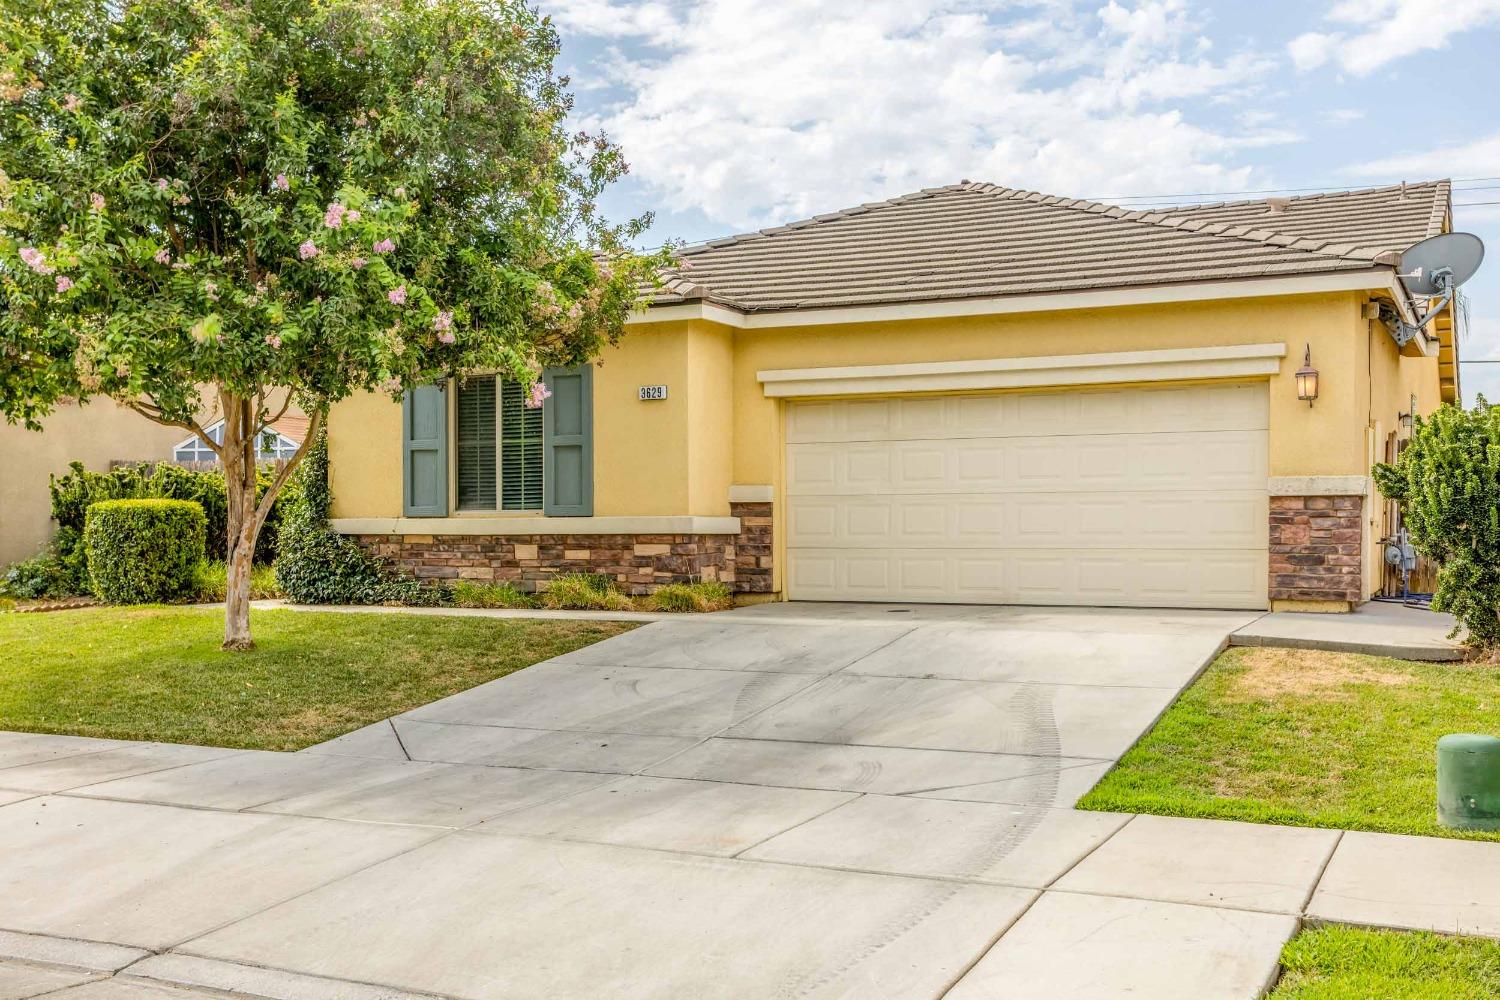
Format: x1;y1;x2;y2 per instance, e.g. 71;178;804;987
402;384;449;517
500;379;544;510
542;365;593;516
455;378;497;510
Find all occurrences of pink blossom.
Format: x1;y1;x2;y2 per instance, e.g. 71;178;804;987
90;192;105;212
55;275;73;293
265;333;282;348
379;377;403;394
433;310;453;332
437;330;455;345
345;209;361;222
203;281;218;300
63;93;82;112
350;257;367;269
372;238;394;254
387;284;407;305
524;381;552;409
153;248;170;265
323;202;347;228
298;240;319;260
18;247;53;275
155;178;168;191
393;186;405;198
273;173;289;192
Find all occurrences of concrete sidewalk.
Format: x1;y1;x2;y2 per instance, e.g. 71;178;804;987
1231;600;1466;661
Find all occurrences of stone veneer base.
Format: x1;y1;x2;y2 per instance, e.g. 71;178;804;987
1268;494;1363;605
354;501;775;596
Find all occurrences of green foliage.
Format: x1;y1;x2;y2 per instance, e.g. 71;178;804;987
1;549;74;599
192;560;281;603
273;428;435;606
48;461;297;583
0;0;665;431
450;580;539;609
541;572;635;611
1374;399;1500;646
648;581;734;613
1271;925;1500;1000
84;499;205;603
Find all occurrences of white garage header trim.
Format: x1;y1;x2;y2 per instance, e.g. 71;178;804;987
758;343;1287;398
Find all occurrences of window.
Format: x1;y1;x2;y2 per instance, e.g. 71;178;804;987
456;376;544;511
171;420;301;464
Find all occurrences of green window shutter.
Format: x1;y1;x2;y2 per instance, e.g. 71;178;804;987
402;384;449;516
455;378;497;510
500;378;544;510
542;365;593;516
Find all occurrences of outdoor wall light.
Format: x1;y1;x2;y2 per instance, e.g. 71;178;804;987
1295;344;1319;406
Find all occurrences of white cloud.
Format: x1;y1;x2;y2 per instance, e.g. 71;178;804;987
1351;132;1500;178
1288;0;1500;76
552;0;1283;229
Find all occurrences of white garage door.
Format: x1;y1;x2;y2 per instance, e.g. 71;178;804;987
785;382;1268;609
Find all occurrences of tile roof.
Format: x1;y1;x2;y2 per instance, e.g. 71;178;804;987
648;180;1451;313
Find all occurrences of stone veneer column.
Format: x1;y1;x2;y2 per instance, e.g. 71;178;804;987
728;500;774;594
1267;495;1364;610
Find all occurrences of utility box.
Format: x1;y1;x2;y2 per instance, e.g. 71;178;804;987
1437;734;1500;831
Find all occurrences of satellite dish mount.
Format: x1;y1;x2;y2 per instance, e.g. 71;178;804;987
1382;232;1485;351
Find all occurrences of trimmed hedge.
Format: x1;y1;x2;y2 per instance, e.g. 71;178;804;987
84;499;206;604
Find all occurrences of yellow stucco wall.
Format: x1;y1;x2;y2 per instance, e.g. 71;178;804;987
325;288;1445;602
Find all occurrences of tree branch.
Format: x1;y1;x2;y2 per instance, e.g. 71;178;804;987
126;400;221;456
250;405;324;540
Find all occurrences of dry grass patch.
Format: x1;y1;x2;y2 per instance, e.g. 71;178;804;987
1226;647;1415;701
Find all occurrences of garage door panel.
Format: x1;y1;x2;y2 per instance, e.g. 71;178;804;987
787;431;1265;496
784;383;1268;444
788;491;1266;549
788;547;1266;608
785;385;1269;609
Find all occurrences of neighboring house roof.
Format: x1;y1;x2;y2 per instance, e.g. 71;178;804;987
269;413;310;443
648;180;1451;313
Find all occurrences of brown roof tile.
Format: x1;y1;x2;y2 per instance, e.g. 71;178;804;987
645;179;1450;313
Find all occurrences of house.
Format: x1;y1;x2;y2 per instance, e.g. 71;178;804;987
325;180;1461;612
169;415;308;465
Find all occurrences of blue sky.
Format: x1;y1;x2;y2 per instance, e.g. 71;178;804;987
546;0;1500;401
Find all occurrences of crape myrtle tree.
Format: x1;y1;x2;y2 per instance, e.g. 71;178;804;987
0;0;664;649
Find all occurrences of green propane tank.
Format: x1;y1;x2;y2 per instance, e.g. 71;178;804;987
1437;734;1500;831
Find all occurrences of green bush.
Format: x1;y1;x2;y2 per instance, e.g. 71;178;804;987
42;460;299;596
1;549;74;600
191;560;282;603
451;580;539;609
648;581;734;613
84;499;206;604
1374;398;1500;647
541;572;636;611
273;429;440;606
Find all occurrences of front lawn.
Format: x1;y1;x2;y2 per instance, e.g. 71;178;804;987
1269;925;1500;999
0;607;633;750
1078;646;1500;841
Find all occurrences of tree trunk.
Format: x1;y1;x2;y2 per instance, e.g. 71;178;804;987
221;392;258;651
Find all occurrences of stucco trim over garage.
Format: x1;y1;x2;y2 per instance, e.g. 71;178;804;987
332;515;743;536
756;343;1288;397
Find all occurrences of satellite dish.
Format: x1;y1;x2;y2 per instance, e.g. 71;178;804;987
1399;232;1485;296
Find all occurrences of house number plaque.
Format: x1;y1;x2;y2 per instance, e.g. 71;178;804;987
638;384;669;400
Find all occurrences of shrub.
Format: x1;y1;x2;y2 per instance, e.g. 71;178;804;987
648;581;734;613
1374;399;1500;647
273;429;440;606
84;499;206;604
451;580;539;609
1;549;74;600
192;560;282;603
541;572;637;611
43;460;299;597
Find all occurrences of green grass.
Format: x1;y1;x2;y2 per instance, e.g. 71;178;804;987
647;581;734;613
449;579;540;609
1078;645;1500;841
1270;926;1500;999
0;606;633;750
191;559;281;602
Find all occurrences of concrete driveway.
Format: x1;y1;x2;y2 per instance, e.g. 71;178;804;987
0;603;1285;999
